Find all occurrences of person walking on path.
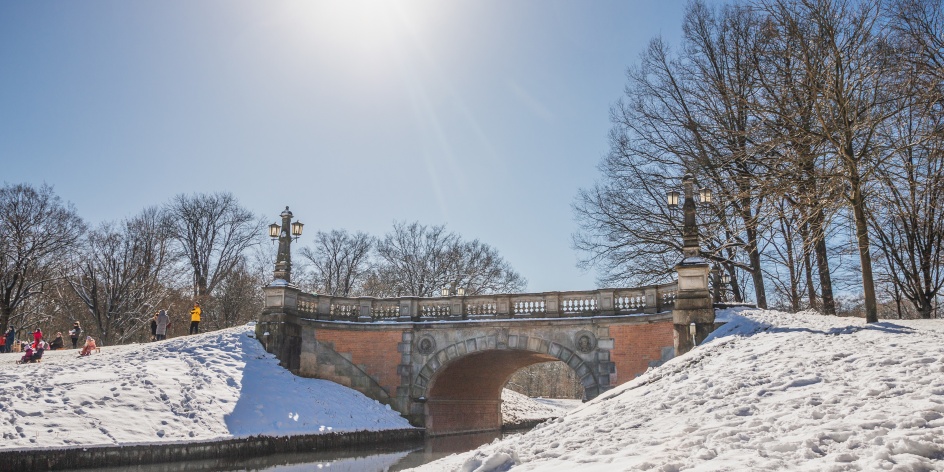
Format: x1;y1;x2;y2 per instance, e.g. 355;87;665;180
155;310;170;341
4;327;14;353
69;322;81;349
189;302;201;335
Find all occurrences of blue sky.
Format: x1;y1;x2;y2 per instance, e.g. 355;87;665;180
0;0;686;292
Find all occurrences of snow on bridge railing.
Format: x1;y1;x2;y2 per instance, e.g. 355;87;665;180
269;282;677;323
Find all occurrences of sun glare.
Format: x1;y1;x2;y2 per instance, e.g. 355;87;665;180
282;0;424;59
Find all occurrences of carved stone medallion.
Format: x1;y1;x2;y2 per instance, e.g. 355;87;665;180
417;336;436;355
574;331;597;354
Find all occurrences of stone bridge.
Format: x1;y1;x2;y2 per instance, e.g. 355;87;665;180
257;283;678;435
257;205;714;436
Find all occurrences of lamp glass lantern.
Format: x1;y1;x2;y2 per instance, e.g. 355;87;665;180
720;272;731;285
699;187;712;205
457;287;465;296
268;223;281;239
441;287;449;297
667;190;680;209
291;221;304;238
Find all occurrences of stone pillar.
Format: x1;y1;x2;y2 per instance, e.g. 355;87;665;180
672;174;715;356
674;261;713;355
258;284;303;371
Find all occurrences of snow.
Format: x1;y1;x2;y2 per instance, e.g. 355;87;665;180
0;323;412;450
501;389;581;427
409;310;944;471
6;309;942;471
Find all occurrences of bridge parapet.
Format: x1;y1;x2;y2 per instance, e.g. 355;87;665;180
275;283;677;323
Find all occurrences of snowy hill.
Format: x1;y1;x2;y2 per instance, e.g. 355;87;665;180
0;323;412;449
410;310;944;471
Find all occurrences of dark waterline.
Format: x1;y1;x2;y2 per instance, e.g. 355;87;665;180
68;430;520;472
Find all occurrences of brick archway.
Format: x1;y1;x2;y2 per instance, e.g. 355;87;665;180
415;337;600;435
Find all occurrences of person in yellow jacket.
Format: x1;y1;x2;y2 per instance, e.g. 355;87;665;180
189;302;201;335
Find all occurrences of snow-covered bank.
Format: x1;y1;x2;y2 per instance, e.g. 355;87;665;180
410;310;944;471
501;390;581;427
0;324;412;450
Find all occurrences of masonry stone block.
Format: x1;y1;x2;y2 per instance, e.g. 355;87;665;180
441;345;454;360
576;364;590;378
548;342;562;357
558;348;574;363
507;335;518;348
597;339;615;350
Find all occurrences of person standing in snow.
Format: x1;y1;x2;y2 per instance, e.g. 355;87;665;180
155;309;170;341
32;328;42;349
189;302;201;335
69;322;81;349
150;312;158;341
3;327;14;353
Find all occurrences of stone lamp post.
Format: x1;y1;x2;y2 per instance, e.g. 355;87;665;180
268;206;304;285
670;174;715;355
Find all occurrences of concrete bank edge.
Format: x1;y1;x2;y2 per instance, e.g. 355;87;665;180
0;428;424;472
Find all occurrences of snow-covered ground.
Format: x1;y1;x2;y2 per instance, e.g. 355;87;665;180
501;389;581;427
0;323;412;450
410;309;944;471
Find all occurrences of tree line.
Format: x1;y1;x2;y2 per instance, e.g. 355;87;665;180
0;183;526;346
574;0;944;321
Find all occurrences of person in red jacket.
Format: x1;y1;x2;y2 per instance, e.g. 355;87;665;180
32;328;42;349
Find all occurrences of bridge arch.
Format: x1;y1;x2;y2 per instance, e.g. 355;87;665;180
413;334;601;435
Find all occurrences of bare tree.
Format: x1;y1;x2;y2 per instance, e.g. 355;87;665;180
574;2;767;304
0;183;85;334
764;0;902;322
211;257;264;329
66;207;175;345
371;221;525;297
300;229;372;296
164;192;263;300
869;90;944;318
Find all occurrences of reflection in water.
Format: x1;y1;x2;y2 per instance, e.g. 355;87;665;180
72;431;519;472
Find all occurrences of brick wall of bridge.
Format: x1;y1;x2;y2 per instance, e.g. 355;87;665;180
608;320;674;385
312;329;404;397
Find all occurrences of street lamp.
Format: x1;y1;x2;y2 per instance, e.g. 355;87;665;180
667;190;680;210
291;221;304;239
441;286;466;297
667;179;711;210
271;206;303;284
720;272;731;285
699;187;712;205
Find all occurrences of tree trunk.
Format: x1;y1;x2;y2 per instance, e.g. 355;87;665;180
850;181;878;323
810;207;836;316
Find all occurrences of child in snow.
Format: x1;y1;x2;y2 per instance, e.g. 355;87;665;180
19;343;34;363
32;328;42;349
50;332;64;350
79;336;97;356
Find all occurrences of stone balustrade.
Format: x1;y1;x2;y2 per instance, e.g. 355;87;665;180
267;283;678;323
